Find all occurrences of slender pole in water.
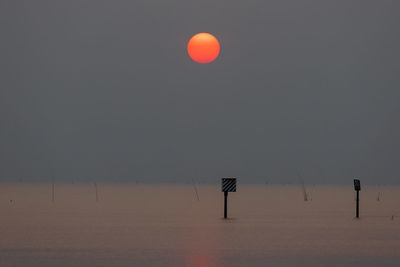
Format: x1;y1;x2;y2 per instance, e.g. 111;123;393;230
297;172;308;201
224;191;228;219
191;177;200;201
51;178;55;203
354;179;361;218
377;185;381;201
94;182;99;202
356;190;359;218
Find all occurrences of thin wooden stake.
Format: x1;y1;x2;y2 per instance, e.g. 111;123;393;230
52;178;55;203
191;177;200;201
94;182;99;202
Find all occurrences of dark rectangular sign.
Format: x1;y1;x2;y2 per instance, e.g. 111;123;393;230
222;178;236;192
354;179;361;191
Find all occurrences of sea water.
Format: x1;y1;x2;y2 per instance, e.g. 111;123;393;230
1;184;399;266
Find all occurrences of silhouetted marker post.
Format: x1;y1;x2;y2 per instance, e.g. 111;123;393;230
221;178;236;219
354;179;361;218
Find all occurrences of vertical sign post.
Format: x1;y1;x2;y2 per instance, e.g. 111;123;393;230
353;179;361;218
221;178;237;219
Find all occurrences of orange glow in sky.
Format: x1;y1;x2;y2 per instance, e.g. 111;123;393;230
187;33;220;63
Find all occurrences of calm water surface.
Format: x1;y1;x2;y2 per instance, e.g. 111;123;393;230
1;184;399;266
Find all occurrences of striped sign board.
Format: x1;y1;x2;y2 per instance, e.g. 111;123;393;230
354;179;361;191
222;178;237;192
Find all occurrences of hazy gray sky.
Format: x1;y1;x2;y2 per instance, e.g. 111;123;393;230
1;0;399;184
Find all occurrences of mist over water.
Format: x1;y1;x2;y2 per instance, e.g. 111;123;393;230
1;184;399;266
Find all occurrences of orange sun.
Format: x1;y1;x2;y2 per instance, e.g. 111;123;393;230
187;33;220;63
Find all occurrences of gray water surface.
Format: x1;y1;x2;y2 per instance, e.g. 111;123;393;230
1;184;399;266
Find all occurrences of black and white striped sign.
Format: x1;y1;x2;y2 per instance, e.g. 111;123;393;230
354;179;361;191
222;178;236;192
